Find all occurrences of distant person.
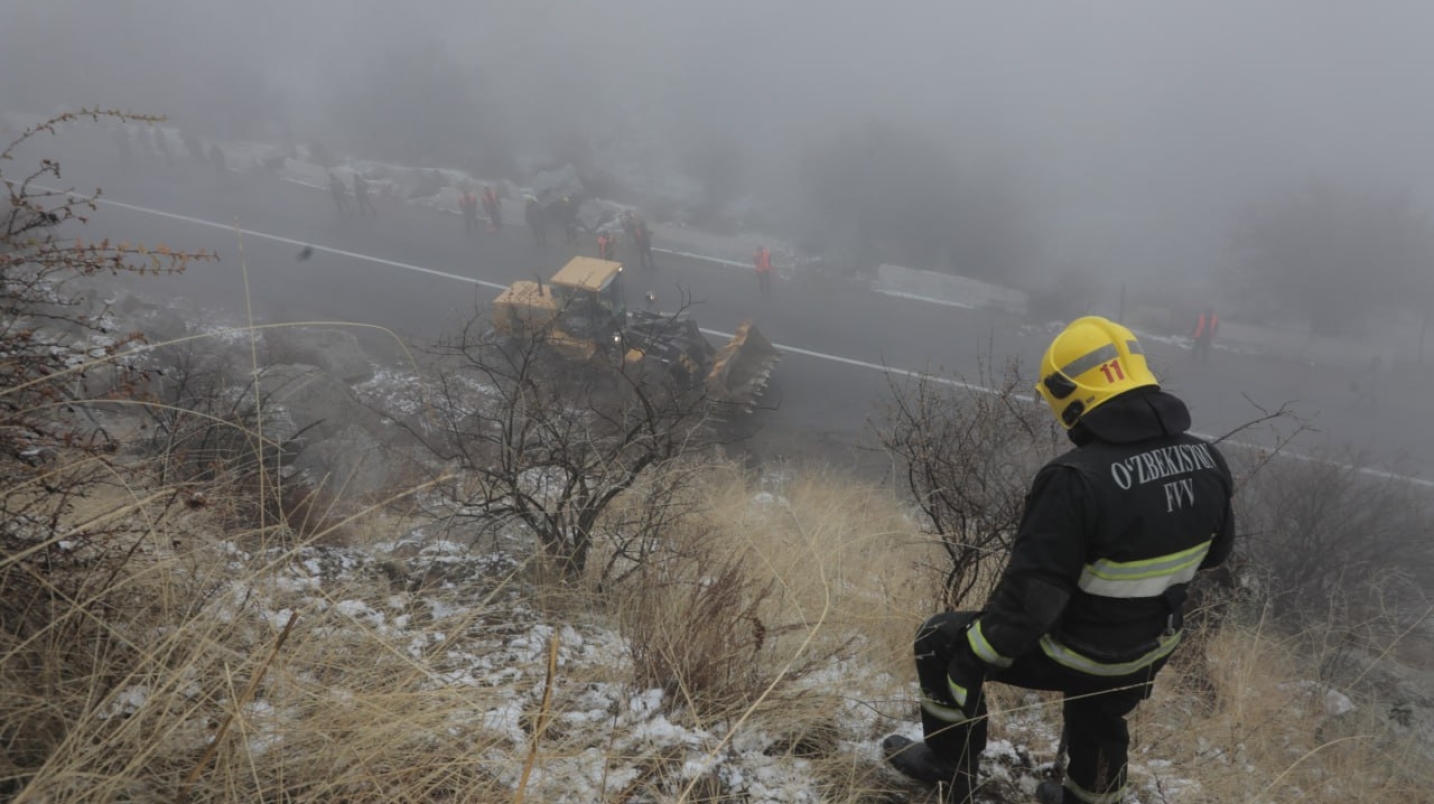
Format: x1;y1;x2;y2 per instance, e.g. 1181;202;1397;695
754;245;773;297
1348;355;1383;414
597;231;613;260
352;174;377;217
328;171;349;215
559;196;579;244
1190;306;1218;364
622;211;639;246
525;195;547;246
460;188;480;233
634;215;655;270
483;186;502;231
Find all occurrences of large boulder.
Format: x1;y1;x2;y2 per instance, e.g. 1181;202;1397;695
114;291;190;345
292;423;391;501
253;363;382;445
274;328;375;383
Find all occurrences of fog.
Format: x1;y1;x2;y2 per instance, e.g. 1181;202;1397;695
6;0;1434;303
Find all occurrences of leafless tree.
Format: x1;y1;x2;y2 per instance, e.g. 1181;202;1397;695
400;303;724;579
1235;447;1434;627
876;359;1062;608
1;110;215;559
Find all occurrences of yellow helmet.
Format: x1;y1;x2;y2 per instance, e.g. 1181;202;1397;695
1036;316;1159;429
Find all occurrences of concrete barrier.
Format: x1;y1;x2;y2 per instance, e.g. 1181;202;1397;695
874;264;1027;315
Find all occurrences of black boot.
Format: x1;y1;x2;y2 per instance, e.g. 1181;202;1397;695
882;735;975;802
1035;779;1066;804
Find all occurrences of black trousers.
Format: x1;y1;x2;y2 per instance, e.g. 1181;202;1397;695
914;612;1164;802
1190;336;1212;363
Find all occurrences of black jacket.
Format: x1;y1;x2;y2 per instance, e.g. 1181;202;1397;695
974;389;1235;669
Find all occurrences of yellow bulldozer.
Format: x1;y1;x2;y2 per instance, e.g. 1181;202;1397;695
490;257;780;412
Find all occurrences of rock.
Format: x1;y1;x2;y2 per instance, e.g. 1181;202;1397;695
135;306;190;346
276;328;374;383
253;363;381;444
292;423;390;501
110;291;190;344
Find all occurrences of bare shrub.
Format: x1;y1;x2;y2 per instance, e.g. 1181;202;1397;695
142;339;330;541
2;111;212;558
590;457;712;587
1234;447;1434;633
876;359;1061;607
398;306;719;579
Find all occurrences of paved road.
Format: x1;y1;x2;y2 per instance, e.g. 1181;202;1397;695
39;132;1434;482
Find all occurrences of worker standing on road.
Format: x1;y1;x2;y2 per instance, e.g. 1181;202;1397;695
597;231;612;260
634;215;655;270
622;212;639;254
483;186;502;231
328;171;349;216
883;316;1236;804
525;195;546;246
754;245;773;297
461;188;480;233
352;174;377;218
1190;306;1218;363
559;196;579;244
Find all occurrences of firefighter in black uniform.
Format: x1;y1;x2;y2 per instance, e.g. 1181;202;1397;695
883;315;1236;804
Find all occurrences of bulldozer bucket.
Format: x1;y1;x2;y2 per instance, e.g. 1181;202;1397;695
706;320;781;412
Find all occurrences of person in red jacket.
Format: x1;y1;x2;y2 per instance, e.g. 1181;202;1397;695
459;188;479;233
482;187;502;231
1191;306;1218;364
883;316;1236;804
754;245;773;297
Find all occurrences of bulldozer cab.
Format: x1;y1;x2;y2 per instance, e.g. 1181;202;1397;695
550;257;627;337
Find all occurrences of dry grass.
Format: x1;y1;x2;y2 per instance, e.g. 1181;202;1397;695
1134;618;1434;803
6;428;1434;802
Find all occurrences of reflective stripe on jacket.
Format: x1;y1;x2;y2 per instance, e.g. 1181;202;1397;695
968;392;1235;679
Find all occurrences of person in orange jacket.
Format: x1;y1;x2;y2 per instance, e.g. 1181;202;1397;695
598;231;612;260
1191;306;1218;364
482;187;502;231
754;245;773;297
460;188;479;233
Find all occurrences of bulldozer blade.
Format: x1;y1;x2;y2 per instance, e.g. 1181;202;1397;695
706;320;781;409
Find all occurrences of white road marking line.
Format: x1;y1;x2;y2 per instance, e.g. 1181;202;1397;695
91;194;511;292
83;192;1433;488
